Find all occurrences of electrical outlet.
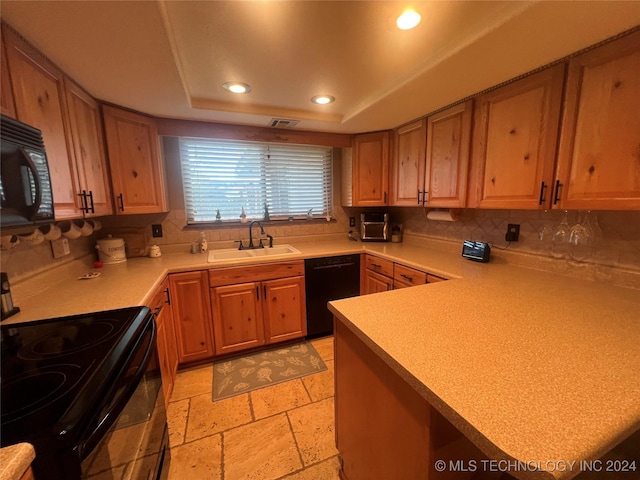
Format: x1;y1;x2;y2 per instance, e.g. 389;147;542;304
151;224;163;237
349;217;356;227
505;224;520;242
51;238;70;258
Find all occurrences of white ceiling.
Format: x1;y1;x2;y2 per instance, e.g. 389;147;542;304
2;1;639;134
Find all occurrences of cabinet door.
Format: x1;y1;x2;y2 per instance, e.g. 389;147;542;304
469;64;565;209
149;277;177;405
169;271;215;363
0;28;16;118
211;282;265;355
64;78;113;217
155;309;172;406
424;101;472;208
555;30;640;210
352;131;390;206
363;270;392;295
263;276;307;344
102;105;168;214
390;120;426;206
4;28;82;219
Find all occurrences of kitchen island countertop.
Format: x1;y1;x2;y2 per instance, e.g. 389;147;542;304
0;443;35;480
328;262;640;480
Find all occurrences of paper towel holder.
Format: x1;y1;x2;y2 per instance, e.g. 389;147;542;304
425;208;462;222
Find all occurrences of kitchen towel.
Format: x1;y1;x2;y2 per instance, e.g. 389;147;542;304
212;341;327;401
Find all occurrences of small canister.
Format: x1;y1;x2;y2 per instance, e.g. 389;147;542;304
96;235;127;264
149;245;162;258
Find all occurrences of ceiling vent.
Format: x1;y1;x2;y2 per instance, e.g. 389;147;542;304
269;118;299;129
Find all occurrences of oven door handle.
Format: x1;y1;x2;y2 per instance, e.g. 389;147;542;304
77;318;157;459
18;147;43;220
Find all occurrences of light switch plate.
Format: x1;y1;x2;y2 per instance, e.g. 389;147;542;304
51;238;70;258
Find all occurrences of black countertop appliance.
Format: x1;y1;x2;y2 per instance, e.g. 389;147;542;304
1;306;169;480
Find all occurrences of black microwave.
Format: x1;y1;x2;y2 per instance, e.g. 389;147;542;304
1;115;55;228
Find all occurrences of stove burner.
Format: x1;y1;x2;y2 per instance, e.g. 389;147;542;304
17;320;120;360
1;363;87;424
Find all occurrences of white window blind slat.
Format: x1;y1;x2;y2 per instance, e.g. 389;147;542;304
179;138;333;223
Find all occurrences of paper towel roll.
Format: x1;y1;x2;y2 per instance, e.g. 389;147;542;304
426;209;460;222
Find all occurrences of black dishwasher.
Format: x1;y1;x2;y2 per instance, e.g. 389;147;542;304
305;255;360;338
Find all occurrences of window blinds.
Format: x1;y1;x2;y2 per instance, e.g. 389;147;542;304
179;138;333;224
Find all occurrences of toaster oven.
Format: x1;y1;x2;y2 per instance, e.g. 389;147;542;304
360;213;389;242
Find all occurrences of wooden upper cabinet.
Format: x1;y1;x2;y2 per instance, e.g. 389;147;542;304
352;131;390;206
3;27;82;219
554;30;640;210
468;64;565;209
424;101;473;208
102;105;168;214
64;78;113;217
0;28;16;118
390;120;426;206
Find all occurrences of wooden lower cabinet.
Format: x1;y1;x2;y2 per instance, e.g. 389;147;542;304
209;261;307;355
149;277;178;405
211;282;265;355
263;276;306;344
169;271;215;363
363;255;444;294
363;269;392;294
335;320;499;480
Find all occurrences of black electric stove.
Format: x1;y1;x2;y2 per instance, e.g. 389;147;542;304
1;306;166;480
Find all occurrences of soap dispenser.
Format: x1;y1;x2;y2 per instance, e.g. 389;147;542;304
199;232;208;253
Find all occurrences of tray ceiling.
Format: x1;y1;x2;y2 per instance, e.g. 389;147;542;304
1;1;639;133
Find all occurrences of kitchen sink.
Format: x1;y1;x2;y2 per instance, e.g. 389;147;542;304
208;244;301;262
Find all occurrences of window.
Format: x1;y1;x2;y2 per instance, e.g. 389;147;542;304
179;138;333;224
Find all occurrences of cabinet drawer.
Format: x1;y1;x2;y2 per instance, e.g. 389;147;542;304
427;274;446;283
393;264;427;287
365;255;394;278
209;260;305;287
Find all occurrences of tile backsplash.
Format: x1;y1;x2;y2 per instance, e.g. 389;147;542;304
389;207;640;272
2;207;638;285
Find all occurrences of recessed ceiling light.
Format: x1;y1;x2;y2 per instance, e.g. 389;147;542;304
396;9;421;30
223;82;252;94
311;95;335;105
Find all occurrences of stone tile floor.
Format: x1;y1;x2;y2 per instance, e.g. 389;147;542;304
165;336;340;480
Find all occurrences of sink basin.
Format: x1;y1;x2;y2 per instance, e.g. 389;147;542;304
208;244;301;262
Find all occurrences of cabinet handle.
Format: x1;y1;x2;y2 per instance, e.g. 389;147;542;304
118;193;125;211
553;180;562;205
87;190;95;214
371;263;381;268
538;181;547;206
423;190;428;206
164;287;171;306
263;285;267;299
256;286;260;300
386;283;391;291
78;191;88;213
400;274;413;282
417;190;422;205
384;192;387;204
